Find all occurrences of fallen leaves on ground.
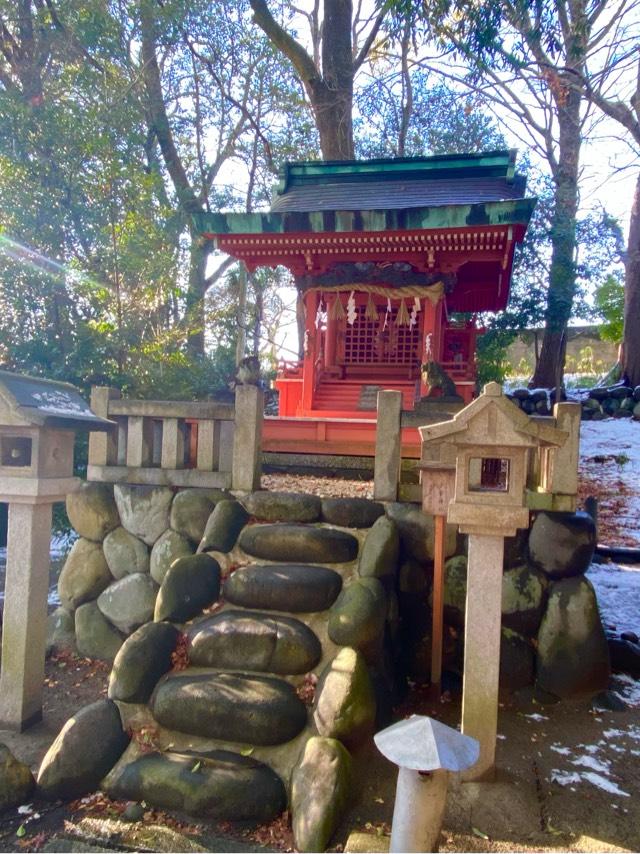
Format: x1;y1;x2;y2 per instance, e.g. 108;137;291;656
578;461;636;546
170;633;190;671
296;673;318;707
244;810;294;851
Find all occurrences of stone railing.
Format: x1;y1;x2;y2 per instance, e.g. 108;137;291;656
87;385;263;492
374;389;581;509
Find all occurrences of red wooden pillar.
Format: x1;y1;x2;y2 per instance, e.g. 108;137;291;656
325;296;337;369
300;291;319;415
420;297;444;396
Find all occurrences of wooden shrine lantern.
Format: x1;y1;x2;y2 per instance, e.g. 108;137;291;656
419;382;567;780
0;371;112;730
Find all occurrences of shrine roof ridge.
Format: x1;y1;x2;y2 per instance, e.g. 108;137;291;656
275;149;519;195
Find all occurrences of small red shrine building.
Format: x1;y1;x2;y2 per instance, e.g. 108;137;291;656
195;150;535;458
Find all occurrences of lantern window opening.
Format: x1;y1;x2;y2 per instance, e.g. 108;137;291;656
0;435;33;468
468;456;510;493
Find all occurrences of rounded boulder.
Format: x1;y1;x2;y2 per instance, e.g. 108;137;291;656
150;529;194;585
170;490;217;544
313;647;376;747
103;527;149;579
321;498;384;529
58;538;113;611
75;602;124;662
114;485;173;546
66;482;119;543
197;500;248;553
536;576;610;698
97;573;158;635
151;671;307;745
187;610;322;674
242;491;321;523
239;524;358;564
328;578;387;657
37;699;130;800
105;749;286;822
109;621;181;703
527;511;596;580
154;554;221;623
291;737;352;853
358;516;400;580
224;564;342;612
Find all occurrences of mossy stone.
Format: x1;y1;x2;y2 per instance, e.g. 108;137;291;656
358;516;400;580
197;500;248;553
321;498;384;528
187;610;321;674
154;554;220;623
170;490;217;544
108;622;180;704
313;647;376;747
66;482;119;543
502;564;547;635
150;671;307;745
291;737;352;853
224;564;342;613
103;528;149;579
75;602;124;662
0;744;34;811
58;538;113;611
328;578;387;658
37;700;129;800
150;529;194;585
536;576;610;698
243;491;321;523
239;524;358;564
105;749;286;822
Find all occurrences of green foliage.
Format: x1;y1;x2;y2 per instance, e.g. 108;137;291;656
594;275;624;343
476;329;517;386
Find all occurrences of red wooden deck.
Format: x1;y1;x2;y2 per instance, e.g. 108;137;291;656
262;414;421;458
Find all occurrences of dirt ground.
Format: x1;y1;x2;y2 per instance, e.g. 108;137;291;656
1;470;639;853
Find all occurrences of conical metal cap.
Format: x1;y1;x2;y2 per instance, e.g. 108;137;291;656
374;715;479;772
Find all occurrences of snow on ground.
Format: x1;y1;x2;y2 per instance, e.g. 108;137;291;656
540;418;640;802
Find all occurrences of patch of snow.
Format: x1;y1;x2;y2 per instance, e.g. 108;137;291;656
580;771;630;798
550;745;571;755
524;713;549;721
580;419;640;544
17;805;33;815
611;673;640;707
571;754;611;774
551;770;582;786
587;561;640;637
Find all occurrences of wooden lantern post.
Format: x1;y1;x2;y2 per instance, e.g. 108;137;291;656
420;462;455;698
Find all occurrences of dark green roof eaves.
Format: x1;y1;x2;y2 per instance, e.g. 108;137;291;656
194;197;536;238
275;150;518;194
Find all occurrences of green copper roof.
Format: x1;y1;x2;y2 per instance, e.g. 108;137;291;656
275;150;518;195
194;198;536;237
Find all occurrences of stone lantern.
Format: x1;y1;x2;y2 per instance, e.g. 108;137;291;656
0;371;112;730
419;382;567;780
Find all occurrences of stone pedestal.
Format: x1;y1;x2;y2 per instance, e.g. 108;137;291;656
0;502;53;730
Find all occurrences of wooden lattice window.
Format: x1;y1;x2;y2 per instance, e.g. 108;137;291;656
341;308;421;365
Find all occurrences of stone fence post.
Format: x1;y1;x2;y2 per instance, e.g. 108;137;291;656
374;390;403;502
232;384;264;492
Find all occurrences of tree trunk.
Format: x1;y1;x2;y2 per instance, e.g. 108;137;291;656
530;91;581;388
315;0;354;159
312;84;354;159
185;237;211;357
623;170;640;386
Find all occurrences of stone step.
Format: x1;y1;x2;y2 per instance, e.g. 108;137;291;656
224;563;343;613
105;748;286;821
151;671;308;745
187;610;322;674
239;523;359;563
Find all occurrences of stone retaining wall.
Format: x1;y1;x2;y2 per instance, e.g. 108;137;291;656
41;484;611;851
